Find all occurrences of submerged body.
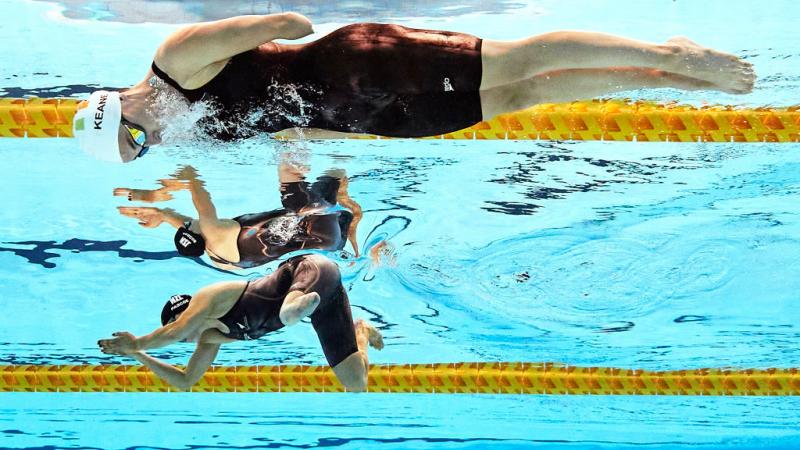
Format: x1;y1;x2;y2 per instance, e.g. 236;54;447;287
117;165;361;270
216;255;358;366
151;23;483;139
73;12;755;162
206;176;353;268
98;254;383;391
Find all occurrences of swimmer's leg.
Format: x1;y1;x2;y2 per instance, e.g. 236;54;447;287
335;177;363;257
332;319;384;392
480;67;717;119
279;292;320;326
480;32;754;93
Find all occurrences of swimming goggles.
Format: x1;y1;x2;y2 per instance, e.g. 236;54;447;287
121;118;150;159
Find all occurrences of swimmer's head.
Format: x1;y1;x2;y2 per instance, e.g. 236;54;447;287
161;294;192;326
174;220;206;257
73;90;150;163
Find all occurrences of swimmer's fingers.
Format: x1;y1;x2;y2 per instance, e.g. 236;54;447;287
114;188;152;202
98;332;137;355
118;206;159;215
146;189;175;203
158;179;191;190
158;181;189;192
117;206;151;218
139;218;163;228
113;188;132;198
97;337;122;355
118;207;164;227
117;206;142;218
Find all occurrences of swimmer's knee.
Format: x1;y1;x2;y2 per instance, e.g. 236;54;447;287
333;351;369;392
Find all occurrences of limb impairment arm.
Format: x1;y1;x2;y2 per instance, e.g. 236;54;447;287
131;342;220;391
186;179;219;223
158;13;313;70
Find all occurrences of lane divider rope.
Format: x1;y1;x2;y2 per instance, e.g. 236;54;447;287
1;363;798;394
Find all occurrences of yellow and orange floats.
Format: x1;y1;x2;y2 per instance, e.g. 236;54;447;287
0;98;79;138
1;362;798;394
1;97;799;143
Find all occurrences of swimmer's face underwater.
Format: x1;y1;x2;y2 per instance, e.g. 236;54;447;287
119;118;150;161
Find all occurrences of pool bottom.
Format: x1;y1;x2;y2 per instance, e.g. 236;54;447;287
1;393;798;449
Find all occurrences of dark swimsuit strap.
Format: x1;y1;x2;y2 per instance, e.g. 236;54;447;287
206;248;234;266
150;61;204;101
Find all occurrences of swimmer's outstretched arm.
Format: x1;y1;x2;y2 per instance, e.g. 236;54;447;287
156;13;314;81
98;286;220;355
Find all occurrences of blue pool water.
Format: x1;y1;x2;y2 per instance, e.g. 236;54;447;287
2;0;800;448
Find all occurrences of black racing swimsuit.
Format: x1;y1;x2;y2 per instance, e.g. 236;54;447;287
217;254;357;367
151;23;483;139
207;177;353;269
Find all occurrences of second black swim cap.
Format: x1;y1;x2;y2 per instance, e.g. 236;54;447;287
161;294;192;325
174;222;205;257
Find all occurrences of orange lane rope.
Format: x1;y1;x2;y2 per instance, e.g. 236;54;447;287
1;363;798;394
1;98;798;142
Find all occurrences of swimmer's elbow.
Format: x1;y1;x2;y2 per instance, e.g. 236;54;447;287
278;12;313;38
173;381;193;392
174;374;202;392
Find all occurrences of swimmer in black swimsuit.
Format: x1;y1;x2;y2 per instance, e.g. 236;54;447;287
98;254;383;391
115;164;362;270
72;14;755;162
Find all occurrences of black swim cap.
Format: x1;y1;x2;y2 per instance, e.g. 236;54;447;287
161;294;192;325
174;222;205;257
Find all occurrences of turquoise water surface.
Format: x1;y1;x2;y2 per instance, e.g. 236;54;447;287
1;0;800;448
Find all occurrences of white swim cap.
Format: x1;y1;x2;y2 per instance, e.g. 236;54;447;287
73;91;124;163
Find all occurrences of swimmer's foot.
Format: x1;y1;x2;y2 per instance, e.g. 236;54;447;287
665;37;755;94
279;292;320;326
355;319;384;350
656;70;716;91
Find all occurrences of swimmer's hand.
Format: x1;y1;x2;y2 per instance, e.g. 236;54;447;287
98;332;139;355
172;165;199;181
114;187;175;203
117;206;166;228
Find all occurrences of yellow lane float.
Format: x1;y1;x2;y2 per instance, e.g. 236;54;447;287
1;363;798;394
